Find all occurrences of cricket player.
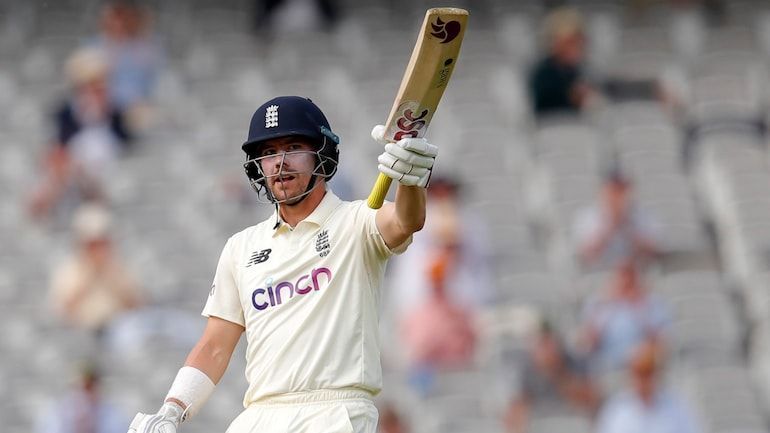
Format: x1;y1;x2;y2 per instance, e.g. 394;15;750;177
127;96;437;433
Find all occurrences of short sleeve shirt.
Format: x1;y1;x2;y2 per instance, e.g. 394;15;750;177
573;205;660;269
596;390;702;433
202;191;410;405
582;293;670;370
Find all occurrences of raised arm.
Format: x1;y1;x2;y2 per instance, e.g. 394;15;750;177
376;185;427;249
371;125;436;249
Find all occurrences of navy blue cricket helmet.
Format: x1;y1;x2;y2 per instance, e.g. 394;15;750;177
242;96;339;180
241;97;341;204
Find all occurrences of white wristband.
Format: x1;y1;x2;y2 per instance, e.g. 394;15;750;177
165;366;216;421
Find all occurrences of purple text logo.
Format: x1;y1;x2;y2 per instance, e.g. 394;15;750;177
251;267;332;311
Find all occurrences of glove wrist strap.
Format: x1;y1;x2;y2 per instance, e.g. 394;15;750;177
164;366;216;422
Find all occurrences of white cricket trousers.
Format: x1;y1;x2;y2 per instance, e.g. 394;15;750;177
225;389;379;433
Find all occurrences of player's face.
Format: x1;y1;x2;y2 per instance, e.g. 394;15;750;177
257;138;317;204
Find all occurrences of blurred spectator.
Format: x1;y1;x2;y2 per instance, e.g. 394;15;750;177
529;7;673;119
253;0;340;35
36;363;128;433
699;0;727;26
529;7;598;117
49;203;143;335
578;261;670;372
28;48;133;220
89;1;163;128
386;176;495;314
401;250;477;395
596;340;702;433
504;319;600;433
573;168;660;270
378;402;409;433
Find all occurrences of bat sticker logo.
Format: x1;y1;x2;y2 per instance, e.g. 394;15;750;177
430;17;461;44
389;101;430;141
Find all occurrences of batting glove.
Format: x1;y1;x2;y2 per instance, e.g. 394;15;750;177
127;402;184;433
372;125;438;188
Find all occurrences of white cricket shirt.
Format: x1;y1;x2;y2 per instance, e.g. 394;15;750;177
202;190;410;406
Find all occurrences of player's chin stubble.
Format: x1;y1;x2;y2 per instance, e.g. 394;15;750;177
272;177;311;206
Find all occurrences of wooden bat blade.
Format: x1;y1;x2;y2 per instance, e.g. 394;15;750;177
367;7;468;209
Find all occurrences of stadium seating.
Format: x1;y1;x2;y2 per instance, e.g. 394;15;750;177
4;1;770;432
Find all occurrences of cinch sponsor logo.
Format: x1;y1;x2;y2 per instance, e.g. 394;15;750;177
251;267;332;311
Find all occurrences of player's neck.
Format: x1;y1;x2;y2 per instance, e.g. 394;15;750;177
278;182;327;228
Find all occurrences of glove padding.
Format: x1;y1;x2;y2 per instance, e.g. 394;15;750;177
372;125;438;188
127;403;184;433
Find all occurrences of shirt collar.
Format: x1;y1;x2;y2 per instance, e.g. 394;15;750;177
272;188;342;236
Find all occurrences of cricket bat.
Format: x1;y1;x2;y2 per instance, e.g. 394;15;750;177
366;7;468;209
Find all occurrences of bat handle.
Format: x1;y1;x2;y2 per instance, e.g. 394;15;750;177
367;173;393;209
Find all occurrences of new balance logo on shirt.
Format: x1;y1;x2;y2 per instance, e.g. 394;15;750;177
247;249;272;267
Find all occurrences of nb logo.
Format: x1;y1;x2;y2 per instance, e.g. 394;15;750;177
247;249;272;267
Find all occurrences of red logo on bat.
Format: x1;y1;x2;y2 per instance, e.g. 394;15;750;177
389;102;430;141
430;17;461;43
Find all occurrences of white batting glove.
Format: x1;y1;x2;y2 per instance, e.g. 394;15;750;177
372;125;438;188
127;402;184;433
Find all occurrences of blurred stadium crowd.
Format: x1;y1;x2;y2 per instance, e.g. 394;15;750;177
3;0;770;432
